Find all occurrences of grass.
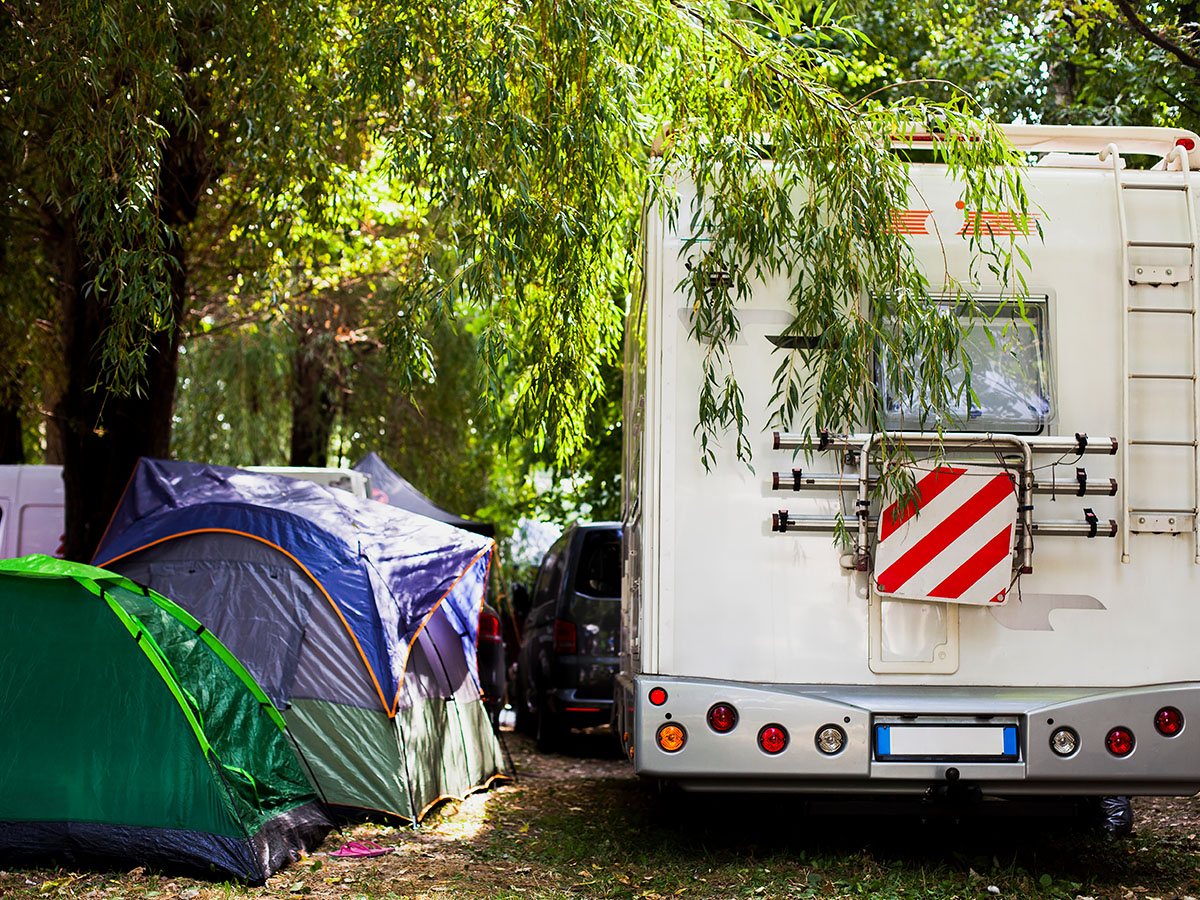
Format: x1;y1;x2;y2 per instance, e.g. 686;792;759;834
3;735;1199;900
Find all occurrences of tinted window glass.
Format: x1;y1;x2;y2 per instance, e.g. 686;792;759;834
573;530;621;598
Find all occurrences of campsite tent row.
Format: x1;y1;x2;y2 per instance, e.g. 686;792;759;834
0;458;506;881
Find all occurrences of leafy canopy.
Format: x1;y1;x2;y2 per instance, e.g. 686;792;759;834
354;0;1031;472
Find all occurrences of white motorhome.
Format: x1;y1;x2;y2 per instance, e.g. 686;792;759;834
617;124;1200;807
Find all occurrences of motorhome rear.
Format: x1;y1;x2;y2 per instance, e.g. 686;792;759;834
617;125;1200;807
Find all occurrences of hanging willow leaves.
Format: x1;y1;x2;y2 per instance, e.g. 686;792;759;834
354;0;1033;488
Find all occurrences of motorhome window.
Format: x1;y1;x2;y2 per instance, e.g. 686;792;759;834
879;298;1052;434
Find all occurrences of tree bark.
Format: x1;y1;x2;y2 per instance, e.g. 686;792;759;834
53;118;210;561
289;328;336;467
0;402;24;464
55;249;185;561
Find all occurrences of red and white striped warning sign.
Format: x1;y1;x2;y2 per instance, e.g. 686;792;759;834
873;464;1018;606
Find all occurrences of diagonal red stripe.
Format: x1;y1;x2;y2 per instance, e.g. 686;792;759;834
879;467;968;541
875;472;1015;594
926;524;1014;600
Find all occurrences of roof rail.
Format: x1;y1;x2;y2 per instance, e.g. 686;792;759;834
893;124;1200;170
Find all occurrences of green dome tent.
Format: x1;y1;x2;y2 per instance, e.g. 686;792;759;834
0;556;331;883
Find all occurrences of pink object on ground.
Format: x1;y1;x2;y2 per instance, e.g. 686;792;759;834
330;841;394;858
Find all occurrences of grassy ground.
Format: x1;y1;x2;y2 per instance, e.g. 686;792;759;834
3;729;1199;900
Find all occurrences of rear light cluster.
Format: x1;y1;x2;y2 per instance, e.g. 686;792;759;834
478;610;502;643
1050;706;1183;758
553;619;577;654
648;689;848;757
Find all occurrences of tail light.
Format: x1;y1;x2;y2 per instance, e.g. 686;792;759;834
707;703;738;733
1155;707;1184;736
657;723;686;752
815;724;846;754
648;687;668;706
478;609;502;643
1050;727;1079;756
1106;727;1135;757
758;724;789;754
553;619;577;653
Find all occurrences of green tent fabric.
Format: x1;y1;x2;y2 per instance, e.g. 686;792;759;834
0;555;331;884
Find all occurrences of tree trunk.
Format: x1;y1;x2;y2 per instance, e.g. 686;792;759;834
0;402;24;464
55;251;185;561
289;329;336;467
53;120;209;561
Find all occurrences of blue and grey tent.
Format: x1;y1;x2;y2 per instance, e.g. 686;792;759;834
92;458;504;822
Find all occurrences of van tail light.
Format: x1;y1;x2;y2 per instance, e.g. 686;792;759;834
478;609;502;643
1106;727;1134;756
1155;707;1183;736
707;703;738;733
554;619;577;653
758;724;789;754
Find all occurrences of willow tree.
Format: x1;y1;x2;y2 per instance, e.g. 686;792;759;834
0;0;356;558
353;0;1030;484
3;0;1027;559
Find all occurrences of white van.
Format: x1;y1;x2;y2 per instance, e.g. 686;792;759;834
0;464;371;562
243;466;372;500
0;465;66;559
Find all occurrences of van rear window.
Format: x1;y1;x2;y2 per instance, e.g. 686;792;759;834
573;531;621;598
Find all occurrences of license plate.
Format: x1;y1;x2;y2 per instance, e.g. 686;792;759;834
875;724;1019;761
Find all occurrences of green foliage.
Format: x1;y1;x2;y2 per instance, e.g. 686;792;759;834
352;0;1033;487
0;0;345;388
825;0;1199;129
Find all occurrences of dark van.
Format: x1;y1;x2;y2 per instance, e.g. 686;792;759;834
514;522;621;750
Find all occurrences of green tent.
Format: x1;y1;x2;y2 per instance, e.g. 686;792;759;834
0;556;331;883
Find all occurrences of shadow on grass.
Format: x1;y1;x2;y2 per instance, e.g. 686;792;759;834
496;743;1200;900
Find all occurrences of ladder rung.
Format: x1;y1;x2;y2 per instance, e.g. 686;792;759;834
1130;373;1195;380
1123;182;1190;192
1129;439;1198;447
1128;306;1194;314
1129;240;1195;249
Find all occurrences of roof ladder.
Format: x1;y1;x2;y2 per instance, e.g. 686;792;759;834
1101;142;1200;563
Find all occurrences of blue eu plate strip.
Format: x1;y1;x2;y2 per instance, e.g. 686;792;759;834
1003;725;1017;757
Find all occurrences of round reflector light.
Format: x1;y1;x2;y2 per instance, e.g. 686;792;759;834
758;724;789;754
707;703;738;733
815;725;846;755
1050;727;1078;757
1106;727;1134;757
648;687;668;706
1178;137;1197;151
1155;706;1184;736
657;723;686;752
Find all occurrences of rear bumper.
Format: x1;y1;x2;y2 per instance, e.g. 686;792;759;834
549;688;614;726
621;675;1200;796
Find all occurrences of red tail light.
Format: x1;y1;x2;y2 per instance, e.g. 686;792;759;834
1155;707;1184;736
1106;727;1134;756
553;619;577;653
707;703;738;733
478;610;502;643
758;724;789;754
